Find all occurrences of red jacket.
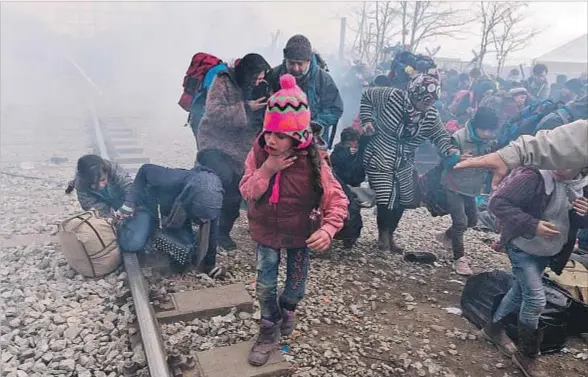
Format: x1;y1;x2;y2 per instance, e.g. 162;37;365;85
240;139;348;249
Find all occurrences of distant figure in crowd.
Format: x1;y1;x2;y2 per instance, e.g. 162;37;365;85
524;63;550;100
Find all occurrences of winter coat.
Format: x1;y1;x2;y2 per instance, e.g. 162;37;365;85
239;139;348;249
535;97;588;132
442;124;498;197
127;164;223;221
74;160;133;217
331;144;365;187
266;57;344;131
489;168;588;274
358;87;453;209
197;70;262;176
525;76;550;100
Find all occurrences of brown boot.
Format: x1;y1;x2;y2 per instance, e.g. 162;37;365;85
248;319;280;366
481;297;517;357
482;321;517;357
512;324;548;377
378;229;391;252
389;231;404;253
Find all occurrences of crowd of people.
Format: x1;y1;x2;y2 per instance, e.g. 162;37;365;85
64;34;588;376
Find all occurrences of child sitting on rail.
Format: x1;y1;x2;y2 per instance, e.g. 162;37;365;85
239;74;348;366
66;154;154;253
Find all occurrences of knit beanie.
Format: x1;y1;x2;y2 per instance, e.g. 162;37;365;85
263;74;312;148
471;107;499;130
283;35;313;62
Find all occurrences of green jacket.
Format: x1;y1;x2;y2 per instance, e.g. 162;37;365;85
442;124;498;196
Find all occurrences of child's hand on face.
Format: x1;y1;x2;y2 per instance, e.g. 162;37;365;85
306;229;331;252
573;197;588;217
262;154;297;175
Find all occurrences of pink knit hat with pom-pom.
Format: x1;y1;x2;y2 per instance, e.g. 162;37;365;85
263;74;313;148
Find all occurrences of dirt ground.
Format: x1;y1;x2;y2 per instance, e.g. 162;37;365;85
158;212;588;377
225;214;588;377
332;259;588;377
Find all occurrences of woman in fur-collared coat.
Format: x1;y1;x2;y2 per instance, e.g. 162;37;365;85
196;53;271;250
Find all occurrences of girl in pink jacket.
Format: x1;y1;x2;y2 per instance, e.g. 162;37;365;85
239;74;348;367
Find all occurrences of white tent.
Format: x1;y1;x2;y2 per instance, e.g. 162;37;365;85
535;34;588;80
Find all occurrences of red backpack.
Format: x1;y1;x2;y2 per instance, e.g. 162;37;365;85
178;53;222;112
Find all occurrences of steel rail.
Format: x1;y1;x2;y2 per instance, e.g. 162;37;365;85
90;107;173;377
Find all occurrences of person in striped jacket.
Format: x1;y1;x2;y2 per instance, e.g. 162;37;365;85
359;74;458;253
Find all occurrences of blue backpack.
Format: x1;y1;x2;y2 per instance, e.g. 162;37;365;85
498;99;562;147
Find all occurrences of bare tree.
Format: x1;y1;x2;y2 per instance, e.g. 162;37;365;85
475;2;515;69
349;2;398;67
370;1;399;65
490;4;540;76
399;1;472;53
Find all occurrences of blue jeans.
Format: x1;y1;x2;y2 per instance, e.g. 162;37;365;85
255;245;310;324
578;229;588;250
117;211;155;252
493;244;550;329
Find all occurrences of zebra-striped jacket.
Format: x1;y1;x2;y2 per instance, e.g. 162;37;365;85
359;87;453;209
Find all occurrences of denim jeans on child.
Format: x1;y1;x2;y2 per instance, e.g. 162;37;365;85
255;245;310;324
445;190;478;259
492;244;550;329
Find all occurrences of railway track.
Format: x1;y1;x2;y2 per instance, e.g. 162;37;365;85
90;107;174;377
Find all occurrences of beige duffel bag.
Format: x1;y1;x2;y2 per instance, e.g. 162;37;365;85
57;211;121;278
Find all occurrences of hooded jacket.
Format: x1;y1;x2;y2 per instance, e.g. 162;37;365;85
126;164;223;222
74;160;133;217
266;56;344;131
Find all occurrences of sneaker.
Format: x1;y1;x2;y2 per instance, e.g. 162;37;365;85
436;232;452;249
454;257;474;276
280;309;296;336
201;265;226;279
248;319;280;366
218;234;237;251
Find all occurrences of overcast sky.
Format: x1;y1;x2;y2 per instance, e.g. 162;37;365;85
257;1;588;65
4;1;588;66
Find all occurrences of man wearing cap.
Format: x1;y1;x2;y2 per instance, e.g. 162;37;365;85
266;34;344;148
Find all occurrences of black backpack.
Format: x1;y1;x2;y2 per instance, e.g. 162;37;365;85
389;51;437;88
